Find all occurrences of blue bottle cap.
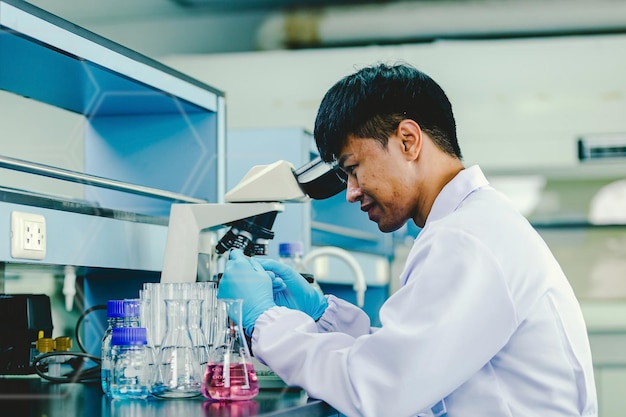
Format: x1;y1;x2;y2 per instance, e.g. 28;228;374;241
111;327;148;346
279;242;304;257
107;300;126;318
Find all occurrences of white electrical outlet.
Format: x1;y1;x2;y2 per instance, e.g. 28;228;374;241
11;211;46;260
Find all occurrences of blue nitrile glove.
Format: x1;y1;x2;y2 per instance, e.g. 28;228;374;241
251;258;293;307
249;258;287;292
255;258;328;321
217;249;276;337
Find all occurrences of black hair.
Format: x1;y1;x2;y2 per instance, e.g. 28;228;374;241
313;62;462;163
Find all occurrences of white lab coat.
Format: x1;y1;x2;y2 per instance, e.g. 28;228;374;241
252;165;598;417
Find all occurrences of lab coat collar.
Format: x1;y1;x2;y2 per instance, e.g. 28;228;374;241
425;165;490;226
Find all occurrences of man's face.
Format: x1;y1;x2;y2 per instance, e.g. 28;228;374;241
338;134;416;233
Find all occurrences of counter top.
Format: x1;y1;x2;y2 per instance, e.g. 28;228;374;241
0;377;338;417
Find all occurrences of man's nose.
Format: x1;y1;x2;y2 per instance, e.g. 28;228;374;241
345;176;361;203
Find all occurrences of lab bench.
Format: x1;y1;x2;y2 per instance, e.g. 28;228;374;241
0;377;339;417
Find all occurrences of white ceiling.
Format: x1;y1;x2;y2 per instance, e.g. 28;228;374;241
23;0;626;56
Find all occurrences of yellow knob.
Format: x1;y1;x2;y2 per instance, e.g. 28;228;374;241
54;336;72;352
36;337;55;353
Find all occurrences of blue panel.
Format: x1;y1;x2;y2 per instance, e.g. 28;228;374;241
0;31;86;113
0;30;207;116
84;113;219;216
81;63;206;116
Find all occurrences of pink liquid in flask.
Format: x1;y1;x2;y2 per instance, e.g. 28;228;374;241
202;362;260;401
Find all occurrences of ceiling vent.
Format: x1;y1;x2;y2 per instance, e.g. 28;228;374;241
578;134;626;161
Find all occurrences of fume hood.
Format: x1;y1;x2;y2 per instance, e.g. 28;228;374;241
0;0;225;355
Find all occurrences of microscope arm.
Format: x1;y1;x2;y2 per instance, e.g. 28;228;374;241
160;202;284;283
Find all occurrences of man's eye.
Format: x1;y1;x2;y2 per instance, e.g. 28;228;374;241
344;165;356;175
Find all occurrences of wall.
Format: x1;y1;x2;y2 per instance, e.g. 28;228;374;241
162;34;626;174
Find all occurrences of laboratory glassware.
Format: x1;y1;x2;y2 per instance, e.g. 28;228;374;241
188;298;210;369
151;298;203;398
101;299;140;396
110;327;150;400
202;298;259;401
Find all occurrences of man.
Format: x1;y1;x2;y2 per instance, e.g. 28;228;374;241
217;62;598;417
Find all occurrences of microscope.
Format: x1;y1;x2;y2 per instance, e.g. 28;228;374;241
160;157;346;283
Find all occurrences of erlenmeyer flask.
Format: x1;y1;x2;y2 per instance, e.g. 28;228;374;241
202;298;259;401
151;299;202;398
188;298;210;369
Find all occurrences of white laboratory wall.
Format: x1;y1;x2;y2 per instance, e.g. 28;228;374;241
163;34;626;174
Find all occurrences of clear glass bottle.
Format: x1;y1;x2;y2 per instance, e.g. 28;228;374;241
150;299;203;398
101;299;141;396
101;300;125;396
278;242;324;295
202;298;259;401
110;327;150;400
122;298;141;327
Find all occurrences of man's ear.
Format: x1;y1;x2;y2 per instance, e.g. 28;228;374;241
397;119;422;159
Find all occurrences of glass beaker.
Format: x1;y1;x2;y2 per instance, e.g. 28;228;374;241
151;299;203;398
202;298;259;401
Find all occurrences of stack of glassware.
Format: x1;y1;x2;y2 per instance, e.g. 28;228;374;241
140;282;217;399
101;281;260;402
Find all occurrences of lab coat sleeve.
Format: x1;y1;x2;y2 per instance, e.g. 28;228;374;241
251;227;518;417
315;294;374;337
